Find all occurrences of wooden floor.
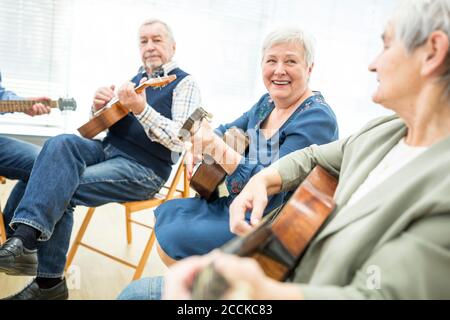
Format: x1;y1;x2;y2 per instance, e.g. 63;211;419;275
0;179;168;300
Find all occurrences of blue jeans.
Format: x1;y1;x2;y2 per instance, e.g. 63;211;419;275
0;136;40;237
0;136;40;181
4;134;165;278
117;276;164;300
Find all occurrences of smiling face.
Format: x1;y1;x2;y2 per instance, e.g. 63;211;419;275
139;22;176;73
262;41;313;108
368;23;422;111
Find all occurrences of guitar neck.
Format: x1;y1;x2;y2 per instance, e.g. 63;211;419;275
191;214;277;299
191;166;338;299
96;75;178;111
191;265;230;300
0;100;58;113
179;107;213;141
135;75;178;94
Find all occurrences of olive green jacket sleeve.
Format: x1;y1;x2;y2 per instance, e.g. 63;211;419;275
269;115;450;299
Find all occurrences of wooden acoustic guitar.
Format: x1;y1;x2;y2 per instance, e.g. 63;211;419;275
0;98;77;113
78;75;177;139
179;108;249;200
191;128;249;200
191;166;338;299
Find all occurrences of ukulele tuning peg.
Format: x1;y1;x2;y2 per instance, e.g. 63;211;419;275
195;107;212;121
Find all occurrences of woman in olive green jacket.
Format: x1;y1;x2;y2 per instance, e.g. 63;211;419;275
163;0;450;300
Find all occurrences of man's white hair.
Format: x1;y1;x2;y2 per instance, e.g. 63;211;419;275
139;18;175;43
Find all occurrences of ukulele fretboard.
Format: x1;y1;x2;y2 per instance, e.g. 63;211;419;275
0;100;58;113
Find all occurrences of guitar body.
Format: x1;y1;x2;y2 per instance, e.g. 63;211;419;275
190;158;227;200
179;108;250;200
253;165;338;280
78;103;129;139
191;166;338;299
190;127;249;200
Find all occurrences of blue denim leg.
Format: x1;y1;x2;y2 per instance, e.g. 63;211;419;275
35;208;75;278
0;136;39;237
36;153;165;277
10;134;106;239
2;181;27;237
0;136;40;181
8;134;165;278
117;276;164;300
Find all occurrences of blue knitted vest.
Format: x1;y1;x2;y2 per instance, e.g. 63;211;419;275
104;68;189;182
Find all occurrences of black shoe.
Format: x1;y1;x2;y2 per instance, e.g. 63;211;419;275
0;237;38;276
2;278;69;300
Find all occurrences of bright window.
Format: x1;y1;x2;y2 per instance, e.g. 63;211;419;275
0;0;73;136
1;0;398;138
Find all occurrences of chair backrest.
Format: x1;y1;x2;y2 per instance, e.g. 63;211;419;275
130;152;190;207
65;155;191;281
164;152;190;200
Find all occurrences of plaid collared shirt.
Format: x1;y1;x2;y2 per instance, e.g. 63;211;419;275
136;61;201;152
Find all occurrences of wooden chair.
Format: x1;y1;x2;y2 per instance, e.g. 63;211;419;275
65;155;190;281
0;176;7;244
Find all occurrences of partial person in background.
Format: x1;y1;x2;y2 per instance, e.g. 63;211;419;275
0;70;50;222
163;0;450;300
118;26;339;300
0;18;201;300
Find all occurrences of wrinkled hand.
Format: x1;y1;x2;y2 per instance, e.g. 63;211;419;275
93;85;116;112
163;252;277;300
184;151;203;179
163;255;214;300
190;119;219;158
229;177;268;236
212;253;272;299
213;253;303;300
163;251;304;300
117;78;147;115
24;97;51;117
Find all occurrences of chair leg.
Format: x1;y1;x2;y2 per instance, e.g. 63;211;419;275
183;167;190;198
132;231;156;281
125;206;132;245
0;212;6;244
65;207;97;271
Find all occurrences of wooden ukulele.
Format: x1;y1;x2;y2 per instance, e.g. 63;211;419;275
0;98;77;113
179;108;249;200
191;166;338;299
191;128;249;200
78;75;177;139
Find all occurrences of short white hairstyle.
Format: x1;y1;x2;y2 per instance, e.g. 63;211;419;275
139;18;175;43
261;27;315;68
391;0;450;97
